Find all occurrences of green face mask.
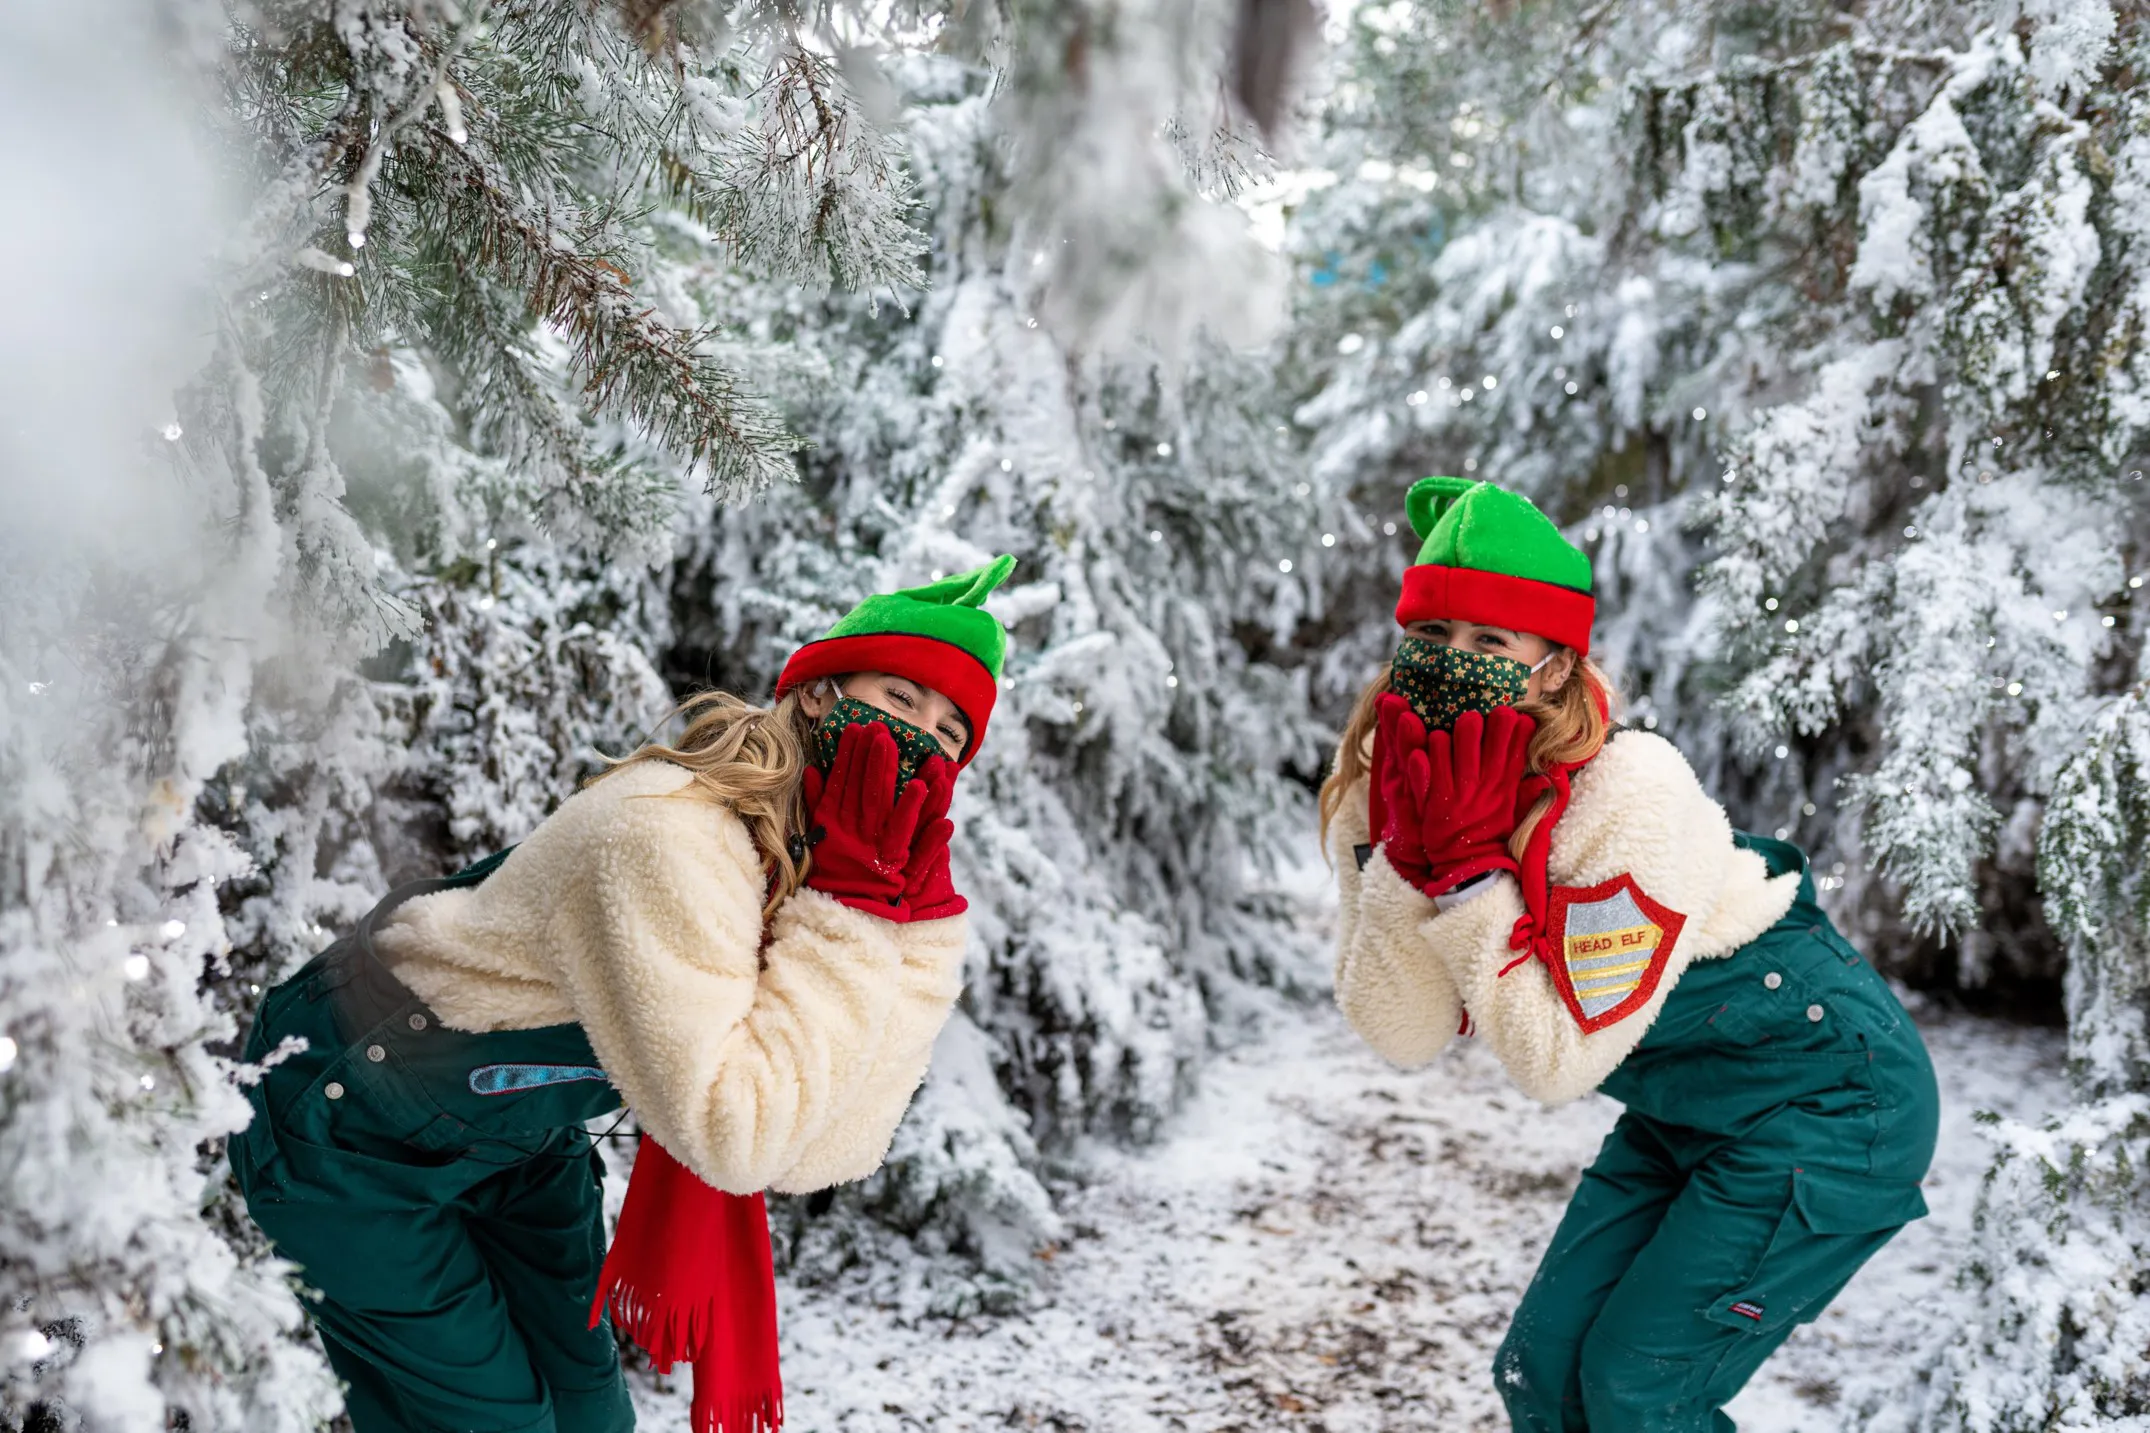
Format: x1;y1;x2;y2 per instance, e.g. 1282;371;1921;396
1390;636;1542;733
811;694;946;785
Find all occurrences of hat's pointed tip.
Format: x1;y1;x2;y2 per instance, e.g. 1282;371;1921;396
959;553;1018;607
1405;475;1480;542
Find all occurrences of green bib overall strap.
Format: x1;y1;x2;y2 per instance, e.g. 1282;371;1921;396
232;852;633;1433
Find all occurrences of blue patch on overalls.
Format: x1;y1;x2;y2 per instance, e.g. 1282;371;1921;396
468;1063;610;1096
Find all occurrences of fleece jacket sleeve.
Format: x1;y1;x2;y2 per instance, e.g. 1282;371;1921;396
1433;732;1801;1106
1327;767;1464;1069
767;912;969;1193
552;783;911;1193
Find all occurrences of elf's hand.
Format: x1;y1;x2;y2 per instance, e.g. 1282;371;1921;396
899;756;967;922
802;722;930;918
1405;706;1536;895
1373;693;1433;888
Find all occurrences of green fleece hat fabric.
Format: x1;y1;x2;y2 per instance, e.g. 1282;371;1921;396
1406;477;1593;590
818;556;1016;677
775;555;1018;763
1395;477;1595;653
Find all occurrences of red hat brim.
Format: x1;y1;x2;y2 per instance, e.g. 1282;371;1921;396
775;633;999;766
1396;564;1594;656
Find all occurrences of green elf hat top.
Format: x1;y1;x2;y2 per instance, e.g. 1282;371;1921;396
1394;477;1595;656
775;555;1017;765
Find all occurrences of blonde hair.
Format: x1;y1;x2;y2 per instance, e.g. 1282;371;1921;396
589;688;821;916
1317;652;1616;863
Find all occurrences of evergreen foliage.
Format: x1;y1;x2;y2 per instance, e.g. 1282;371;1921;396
1289;2;2150;1424
3;0;1312;1423
11;0;2150;1425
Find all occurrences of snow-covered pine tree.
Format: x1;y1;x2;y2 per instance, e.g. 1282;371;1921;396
6;0;1327;1423
9;1;903;1425
1877;679;2150;1428
639;25;1334;1304
2;3;349;1427
1291;0;2149;985
1288;0;2150;1423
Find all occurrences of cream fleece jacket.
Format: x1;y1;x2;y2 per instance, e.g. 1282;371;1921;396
1331;729;1799;1105
371;759;968;1195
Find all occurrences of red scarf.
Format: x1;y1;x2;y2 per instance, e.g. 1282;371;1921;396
1498;689;1612;978
591;1137;783;1433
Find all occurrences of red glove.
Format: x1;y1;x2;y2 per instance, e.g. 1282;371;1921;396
1380;700;1537;896
801;722;931;918
1373;693;1433;885
899;756;967;922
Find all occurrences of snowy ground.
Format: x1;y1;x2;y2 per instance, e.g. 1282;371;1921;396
634;996;2067;1433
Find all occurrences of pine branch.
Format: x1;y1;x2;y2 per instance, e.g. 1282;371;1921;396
419;130;799;497
685;45;926;295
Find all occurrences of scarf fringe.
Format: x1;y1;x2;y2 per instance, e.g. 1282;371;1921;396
593;1277;707;1373
693;1389;785;1433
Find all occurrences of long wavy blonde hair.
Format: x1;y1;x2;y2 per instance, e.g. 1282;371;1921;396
588;688;821;916
1317;652;1616;863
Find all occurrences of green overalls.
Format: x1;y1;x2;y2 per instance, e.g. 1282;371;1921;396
232;852;636;1433
1494;835;1940;1432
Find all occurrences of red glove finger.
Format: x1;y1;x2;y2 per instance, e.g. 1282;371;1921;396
1377;693;1429;759
1370;696;1401;842
1405;745;1438;825
1374;693;1406;776
901;756;966;922
1449;710;1486;792
1422;727;1457;811
851;723;900;828
916;755;957;827
906;817;955;889
1484;706;1537;776
880;771;933;870
1376;740;1433;887
813;722;867;816
805;723;909;916
905;759;958;876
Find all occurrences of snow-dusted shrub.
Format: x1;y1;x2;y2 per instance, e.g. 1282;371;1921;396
1287;1;2150;1424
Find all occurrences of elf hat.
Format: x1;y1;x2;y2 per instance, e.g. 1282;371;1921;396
1394;477;1594;656
775;555;1017;765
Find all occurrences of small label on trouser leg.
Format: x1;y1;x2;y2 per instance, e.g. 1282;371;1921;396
1728;1301;1765;1321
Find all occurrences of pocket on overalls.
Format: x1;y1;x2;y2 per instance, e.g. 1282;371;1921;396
259;985;473;1207
263;1054;480;1214
232;952;350;1204
1701;1167;1928;1336
314;1032;467;1162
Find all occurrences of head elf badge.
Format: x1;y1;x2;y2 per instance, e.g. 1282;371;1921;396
776;555;1017;767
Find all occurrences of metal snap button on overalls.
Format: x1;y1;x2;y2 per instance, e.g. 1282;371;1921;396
367;1044;387;1062
1806;1004;1825;1022
1763;972;1783;990
408;1013;428;1031
323;1081;345;1100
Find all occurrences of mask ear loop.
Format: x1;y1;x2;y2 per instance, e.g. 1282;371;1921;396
791;682;844;868
1527;653;1555;674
